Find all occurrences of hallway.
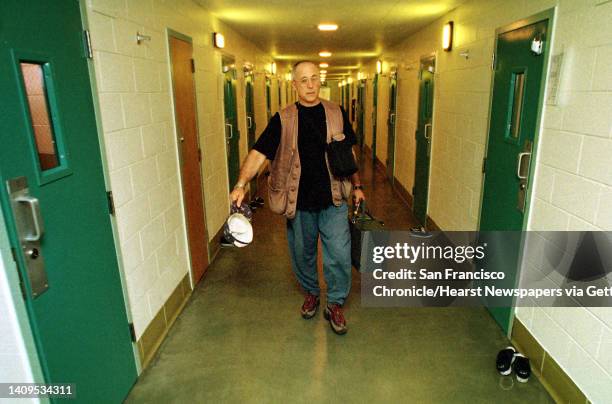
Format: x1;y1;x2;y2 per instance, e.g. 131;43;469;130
125;155;552;403
2;0;611;402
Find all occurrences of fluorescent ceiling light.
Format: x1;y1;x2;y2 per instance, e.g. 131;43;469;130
320;70;327;74
319;51;332;57
319;63;329;68
318;24;338;31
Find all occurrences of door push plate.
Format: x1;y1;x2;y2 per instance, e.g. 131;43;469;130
7;176;49;298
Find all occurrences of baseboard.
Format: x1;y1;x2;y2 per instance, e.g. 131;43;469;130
374;156;386;175
426;215;441;231
392;177;413;209
511;318;588;404
208;224;225;264
136;273;192;370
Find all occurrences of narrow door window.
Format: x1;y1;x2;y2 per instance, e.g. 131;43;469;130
20;62;60;171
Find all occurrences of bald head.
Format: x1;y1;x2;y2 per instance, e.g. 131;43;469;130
291;61;321;106
292;60;318;80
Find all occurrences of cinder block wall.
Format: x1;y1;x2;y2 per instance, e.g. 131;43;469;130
85;0;270;339
381;0;612;401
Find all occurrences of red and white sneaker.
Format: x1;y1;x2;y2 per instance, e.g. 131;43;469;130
301;293;320;319
324;304;348;335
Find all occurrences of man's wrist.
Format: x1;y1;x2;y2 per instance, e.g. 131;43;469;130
233;182;245;190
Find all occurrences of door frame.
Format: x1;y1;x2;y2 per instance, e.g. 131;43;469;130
386;70;398;182
167;28;210;286
372;73;379;161
79;0;142;371
477;9;555;336
413;53;437;226
478;8;555;231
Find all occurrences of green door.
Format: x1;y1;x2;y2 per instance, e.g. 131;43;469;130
265;77;272;121
357;81;365;148
386;73;398;181
413;58;435;225
224;68;240;188
0;1;136;401
480;17;550;334
245;74;258;198
344;83;350;110
372;74;379;161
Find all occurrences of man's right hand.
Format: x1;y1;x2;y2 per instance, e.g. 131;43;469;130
230;186;246;207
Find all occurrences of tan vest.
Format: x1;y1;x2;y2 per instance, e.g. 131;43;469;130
267;99;352;219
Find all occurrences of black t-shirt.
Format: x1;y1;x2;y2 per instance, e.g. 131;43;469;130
253;102;356;211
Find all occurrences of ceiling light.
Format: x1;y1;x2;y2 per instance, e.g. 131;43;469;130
213;32;225;49
319;63;329;68
320;70;327;74
319;51;332;57
347;78;353;84
318;24;338;31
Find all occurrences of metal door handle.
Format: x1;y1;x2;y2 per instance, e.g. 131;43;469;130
15;196;44;241
390;113;395;125
516;152;531;179
225;123;233;139
247;116;252;129
424;123;432;139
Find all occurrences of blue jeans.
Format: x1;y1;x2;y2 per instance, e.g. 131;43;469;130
286;203;351;305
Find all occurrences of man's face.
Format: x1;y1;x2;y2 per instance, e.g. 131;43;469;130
292;62;321;106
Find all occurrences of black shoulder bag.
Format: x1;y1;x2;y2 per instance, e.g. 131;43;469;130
326;136;358;178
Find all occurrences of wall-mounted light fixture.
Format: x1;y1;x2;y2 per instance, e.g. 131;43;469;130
285;72;292;81
271;62;277;74
442;21;453;51
376;60;382;74
347;77;353;84
213;32;225;49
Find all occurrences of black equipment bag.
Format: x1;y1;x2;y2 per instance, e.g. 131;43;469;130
349;201;384;270
326;138;358;178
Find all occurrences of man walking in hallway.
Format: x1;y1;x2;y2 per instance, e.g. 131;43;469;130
230;60;365;334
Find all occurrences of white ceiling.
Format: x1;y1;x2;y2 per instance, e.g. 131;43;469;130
197;0;463;77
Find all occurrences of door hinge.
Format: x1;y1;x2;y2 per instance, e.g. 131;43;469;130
198;148;202;162
83;30;93;59
107;191;115;215
128;323;136;342
190;58;195;73
491;53;496;71
482;157;487;173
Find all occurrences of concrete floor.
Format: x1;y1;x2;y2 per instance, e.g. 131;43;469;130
125;151;553;403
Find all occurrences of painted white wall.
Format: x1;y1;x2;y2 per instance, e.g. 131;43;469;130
0;211;47;403
381;0;612;401
85;0;270;339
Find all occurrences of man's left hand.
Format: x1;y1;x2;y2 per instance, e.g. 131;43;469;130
353;189;366;204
